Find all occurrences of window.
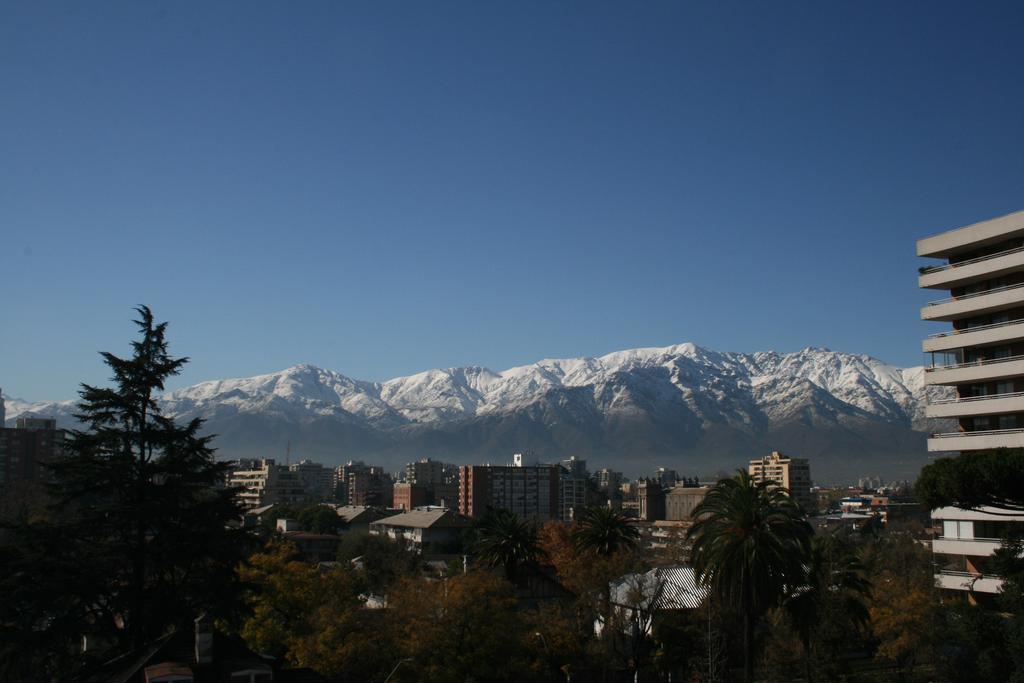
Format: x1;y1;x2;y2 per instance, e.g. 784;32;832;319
943;520;974;539
998;415;1019;430
997;381;1015;395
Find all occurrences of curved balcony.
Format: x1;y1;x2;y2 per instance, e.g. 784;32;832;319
923;318;1024;353
922;282;1024;321
933;536;1002;557
928;427;1024;452
925;354;1024;386
926;391;1024;418
935;570;1003;594
919;246;1024;290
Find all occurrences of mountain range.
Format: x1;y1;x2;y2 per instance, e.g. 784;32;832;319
3;343;948;481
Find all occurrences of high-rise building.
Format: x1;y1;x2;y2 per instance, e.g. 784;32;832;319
333;460;368;504
918;209;1024;602
458;458;560;520
288;459;333;500
558;456;589;521
404;458;459;507
595;468;623;495
0;416;65;496
348;468;393;507
653;467;678;488
748;451;813;512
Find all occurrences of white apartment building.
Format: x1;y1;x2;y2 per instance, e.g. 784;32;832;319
918;209;1024;602
227;458;308;508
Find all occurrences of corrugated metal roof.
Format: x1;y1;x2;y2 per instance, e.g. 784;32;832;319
610;564;706;611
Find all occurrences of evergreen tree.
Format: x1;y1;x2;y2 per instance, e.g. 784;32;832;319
0;307;250;678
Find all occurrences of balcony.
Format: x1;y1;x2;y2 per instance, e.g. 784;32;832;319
923;319;1024;353
932;536;1003;557
925;355;1024;386
928;428;1024;452
935;570;1003;594
926;391;1024;418
922;283;1024;322
919;246;1024;290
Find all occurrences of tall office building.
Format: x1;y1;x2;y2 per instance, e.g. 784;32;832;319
919;209;1024;602
404;458;459;507
748;451;813;512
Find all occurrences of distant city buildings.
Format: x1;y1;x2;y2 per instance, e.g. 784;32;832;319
0;415;65;498
748;451;814;512
918;209;1024;603
226;458;307;508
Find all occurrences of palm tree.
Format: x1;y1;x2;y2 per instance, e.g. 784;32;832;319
474;509;544;581
571;506;641;639
785;535;871;682
571;506;640;557
687;469;812;683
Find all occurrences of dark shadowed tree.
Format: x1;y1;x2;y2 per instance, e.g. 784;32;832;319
784;534;871;681
571;505;640;557
0;307;251;680
474;508;544;581
687;469;812;683
917;448;1024;513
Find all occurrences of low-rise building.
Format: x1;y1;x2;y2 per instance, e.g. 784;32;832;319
665;484;709;521
370;508;471;551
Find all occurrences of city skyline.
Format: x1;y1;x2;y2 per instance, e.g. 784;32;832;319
4;2;1024;400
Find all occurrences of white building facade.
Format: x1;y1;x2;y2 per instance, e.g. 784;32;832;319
918;209;1024;602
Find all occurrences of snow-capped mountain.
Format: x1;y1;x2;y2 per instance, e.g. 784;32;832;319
4;343;946;479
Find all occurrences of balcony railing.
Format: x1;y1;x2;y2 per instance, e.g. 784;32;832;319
925;353;1024;372
925;282;1024;307
931;428;1024;439
920;244;1024;275
927;318;1024;339
937;536;1003;543
930;390;1024;405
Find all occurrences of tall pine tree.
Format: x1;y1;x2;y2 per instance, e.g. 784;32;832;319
0;307;251;679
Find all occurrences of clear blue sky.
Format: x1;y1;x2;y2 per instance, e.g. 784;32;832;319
3;1;1023;401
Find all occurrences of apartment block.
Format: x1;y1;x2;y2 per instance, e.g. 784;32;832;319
0;416;65;496
288;459;334;500
227;458;307;508
748;451;813;512
348;468;393;507
918;209;1024;601
458;459;560;520
404;458;459;508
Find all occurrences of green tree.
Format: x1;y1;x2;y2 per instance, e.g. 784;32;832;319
474;508;544;581
388;570;532;682
917;448;1024;513
784;534;871;681
336;531;420;594
687;469;812;683
571;506;640;557
862;533;938;680
239;540;391;681
0;307;250;678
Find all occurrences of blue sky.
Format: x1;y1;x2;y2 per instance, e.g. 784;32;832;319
2;1;1023;401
